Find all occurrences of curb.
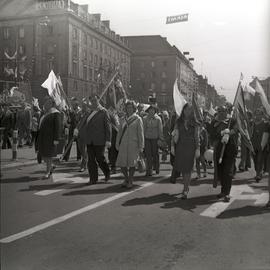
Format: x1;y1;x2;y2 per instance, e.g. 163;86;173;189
1;160;38;170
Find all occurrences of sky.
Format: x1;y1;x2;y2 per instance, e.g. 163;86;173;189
77;0;270;102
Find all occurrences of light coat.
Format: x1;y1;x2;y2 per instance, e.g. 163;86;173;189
116;113;144;168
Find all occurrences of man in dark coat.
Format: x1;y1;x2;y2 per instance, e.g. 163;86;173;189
79;95;111;185
210;106;238;202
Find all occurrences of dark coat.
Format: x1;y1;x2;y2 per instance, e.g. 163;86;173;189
81;107;111;146
37;110;62;158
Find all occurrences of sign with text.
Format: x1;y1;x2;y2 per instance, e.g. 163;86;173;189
166;13;189;24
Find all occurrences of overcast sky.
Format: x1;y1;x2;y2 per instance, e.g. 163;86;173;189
77;0;270;102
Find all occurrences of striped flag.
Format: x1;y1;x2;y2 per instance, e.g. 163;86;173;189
234;84;254;153
192;93;204;124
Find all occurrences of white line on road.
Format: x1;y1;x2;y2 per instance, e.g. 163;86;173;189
0;176;168;244
34;173;123;196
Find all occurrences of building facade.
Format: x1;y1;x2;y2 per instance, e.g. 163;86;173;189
0;0;131;101
125;35;198;108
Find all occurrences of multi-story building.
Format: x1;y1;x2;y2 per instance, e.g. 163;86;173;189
125;35;197;107
0;0;131;101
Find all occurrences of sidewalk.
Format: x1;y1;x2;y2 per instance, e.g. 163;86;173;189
0;144;78;170
0;146;37;170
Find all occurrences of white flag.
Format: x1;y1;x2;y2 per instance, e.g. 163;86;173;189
173;79;187;117
243;84;256;96
255;79;270;116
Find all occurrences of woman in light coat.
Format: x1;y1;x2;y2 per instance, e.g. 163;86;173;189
116;100;144;188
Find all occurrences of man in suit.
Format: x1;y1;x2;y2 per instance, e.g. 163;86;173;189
78;95;111;185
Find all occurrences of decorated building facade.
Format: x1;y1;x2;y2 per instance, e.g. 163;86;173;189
0;0;131;101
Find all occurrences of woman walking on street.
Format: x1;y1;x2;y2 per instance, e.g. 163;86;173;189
37;96;62;179
171;104;200;199
116;100;144;188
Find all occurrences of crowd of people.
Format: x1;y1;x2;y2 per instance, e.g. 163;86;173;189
0;94;269;208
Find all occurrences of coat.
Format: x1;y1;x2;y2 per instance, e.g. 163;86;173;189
81;106;111;146
37;108;62;158
116;113;144;168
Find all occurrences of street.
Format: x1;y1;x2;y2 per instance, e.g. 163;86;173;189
1;147;270;270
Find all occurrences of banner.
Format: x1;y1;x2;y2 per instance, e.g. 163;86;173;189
166;13;188;24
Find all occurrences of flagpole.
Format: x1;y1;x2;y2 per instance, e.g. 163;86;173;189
218;75;242;164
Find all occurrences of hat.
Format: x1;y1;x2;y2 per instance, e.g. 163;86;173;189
216;106;227;113
146;103;158;113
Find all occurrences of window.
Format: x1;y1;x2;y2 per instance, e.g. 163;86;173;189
100;42;103;52
48;59;54;71
3;28;10;39
83;66;87;80
161;82;166;90
163;61;167;67
89;68;93;80
83;49;87;60
72;44;78;58
83;32;87;45
151;61;155;68
73;80;78;91
89;53;93;63
90;36;93;47
100;57;103;66
72;27;77;39
151;71;156;78
19;44;26;55
94;55;98;65
47;44;55;54
141;61;145;68
19;27;24;38
72;61;78;77
161;71;167;78
47;25;53;36
95;39;98;49
151;82;155;90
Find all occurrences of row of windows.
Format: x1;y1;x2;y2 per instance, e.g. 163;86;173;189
140;60;167;69
72;27;129;63
140;71;167;79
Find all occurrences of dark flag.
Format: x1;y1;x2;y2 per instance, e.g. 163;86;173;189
192;93;204;124
234;85;254;153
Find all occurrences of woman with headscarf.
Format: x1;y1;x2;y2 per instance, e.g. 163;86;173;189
171;103;200;199
116;100;144;188
37;96;62;179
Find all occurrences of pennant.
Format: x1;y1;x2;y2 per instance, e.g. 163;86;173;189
234;85;254;153
4;51;17;60
255;79;270;116
192;93;204;124
173;79;187;117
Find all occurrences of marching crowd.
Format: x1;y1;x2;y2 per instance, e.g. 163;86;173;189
0;94;270;208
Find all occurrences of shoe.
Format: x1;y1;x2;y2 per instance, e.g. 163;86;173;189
121;181;128;188
217;193;225;199
170;177;176;184
86;180;97;185
203;173;207;178
255;175;262;183
145;172;152;177
265;201;270;208
224;195;230;202
42;173;51;180
181;191;188;200
78;168;85;172
126;183;133;189
155;169;160;175
104;172;110;182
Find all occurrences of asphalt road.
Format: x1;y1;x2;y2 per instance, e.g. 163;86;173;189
1;158;270;270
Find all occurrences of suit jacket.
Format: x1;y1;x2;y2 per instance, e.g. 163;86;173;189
81;106;111;146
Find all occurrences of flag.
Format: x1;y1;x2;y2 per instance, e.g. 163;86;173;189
41;70;69;111
243;84;256;100
192;93;204;124
173;79;187;117
255;79;270;116
106;77;126;110
234;84;254;153
208;102;216;116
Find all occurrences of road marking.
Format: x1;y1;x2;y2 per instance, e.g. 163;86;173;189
0;176;169;244
200;185;268;218
34;172;122;196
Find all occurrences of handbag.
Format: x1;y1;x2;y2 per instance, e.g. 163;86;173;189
137;154;146;173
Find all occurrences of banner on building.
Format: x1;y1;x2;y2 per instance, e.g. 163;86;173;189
166;13;188;24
